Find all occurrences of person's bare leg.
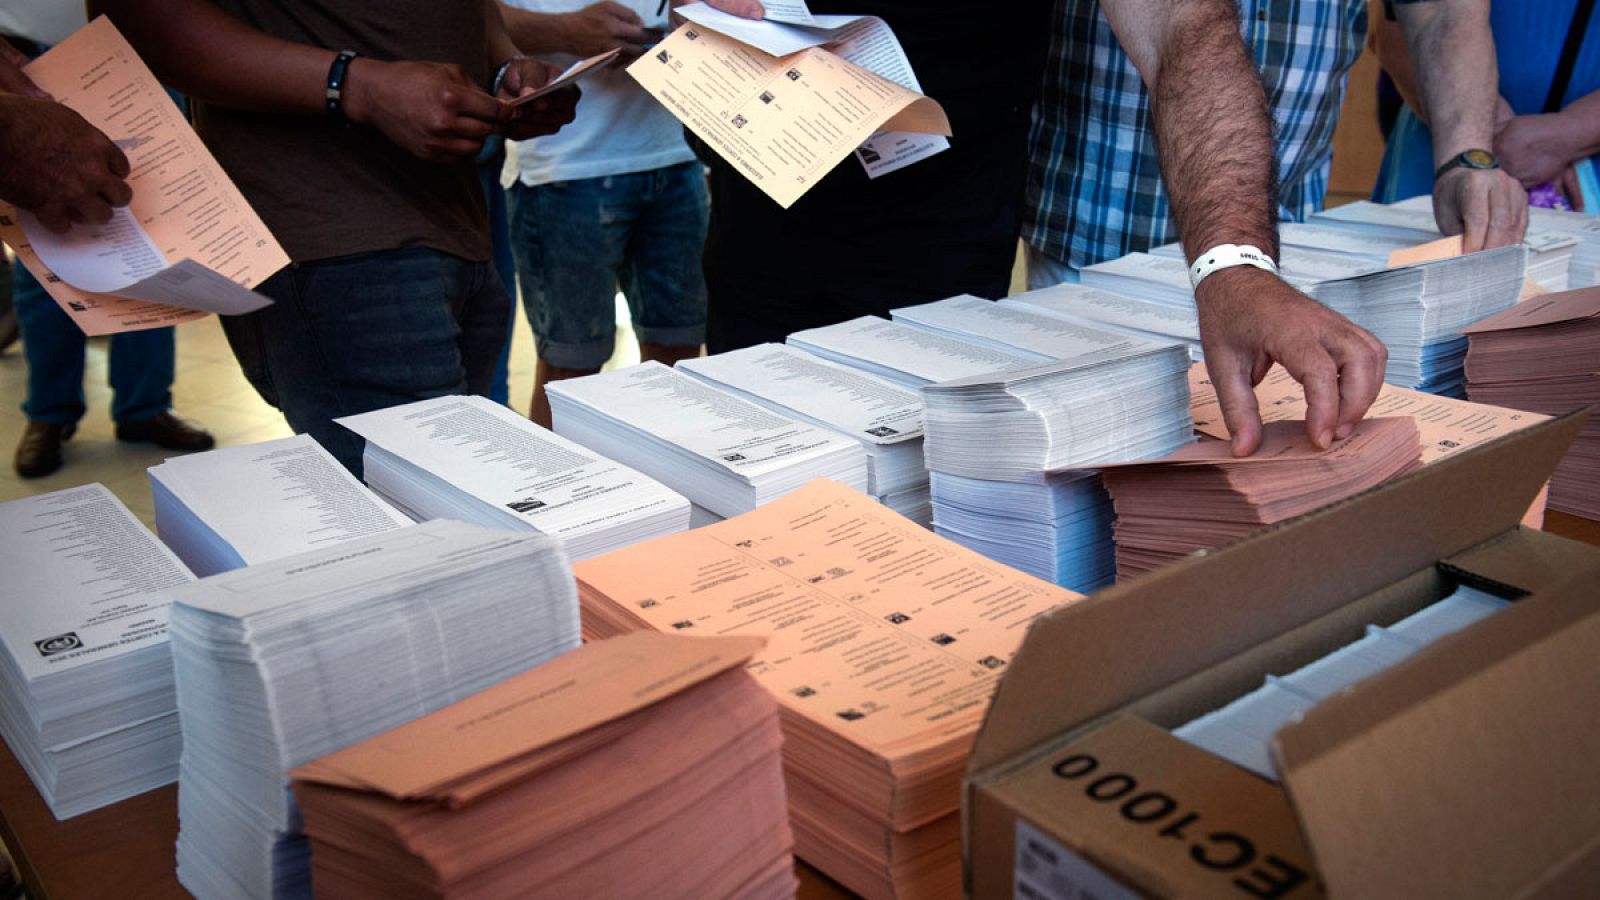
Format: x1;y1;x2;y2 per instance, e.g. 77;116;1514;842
530;358;600;430
639;341;702;367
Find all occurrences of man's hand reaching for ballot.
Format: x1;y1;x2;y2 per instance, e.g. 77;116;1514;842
1195;266;1388;457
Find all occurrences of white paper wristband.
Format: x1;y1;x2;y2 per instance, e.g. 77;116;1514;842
1188;243;1279;289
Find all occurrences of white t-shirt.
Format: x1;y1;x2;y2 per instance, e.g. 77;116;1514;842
506;0;696;186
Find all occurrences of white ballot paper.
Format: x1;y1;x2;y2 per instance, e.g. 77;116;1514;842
0;484;195;818
0;484;191;686
788;315;1041;387
546;362;868;517
892;293;1173;363
672;4;947;178
336;395;689;559
168;520;580;900
678;344;929;511
1002;282;1203;358
149;435;412;577
630;8;950;207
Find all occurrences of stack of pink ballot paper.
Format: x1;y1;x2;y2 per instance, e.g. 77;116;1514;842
574;480;1083;900
1464;286;1600;518
1099;418;1424;578
290;633;794;900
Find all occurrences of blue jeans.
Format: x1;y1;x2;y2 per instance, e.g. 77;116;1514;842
479;142;517;405
12;261;173;427
508;161;707;370
222;247;511;475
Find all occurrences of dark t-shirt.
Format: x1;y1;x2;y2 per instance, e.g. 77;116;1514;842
702;0;1053;348
193;2;490;264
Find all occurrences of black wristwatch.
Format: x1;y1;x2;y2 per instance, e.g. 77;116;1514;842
1434;148;1500;180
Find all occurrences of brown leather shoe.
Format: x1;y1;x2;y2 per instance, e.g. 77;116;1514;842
115;411;216;452
14;421;74;479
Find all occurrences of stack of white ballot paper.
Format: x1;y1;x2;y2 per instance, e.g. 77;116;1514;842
786;314;1040;388
1084;245;1527;395
0;485;194;819
916;347;1193;480
677;344;932;524
1525;204;1600;287
1003;282;1203;359
149;435;412;576
928;469;1116;591
1174;584;1508;779
1308;246;1526;395
167;520;580;900
546;362;868;519
1313;198;1578;291
335;395;689;559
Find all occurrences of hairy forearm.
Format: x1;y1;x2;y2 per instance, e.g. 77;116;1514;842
1397;0;1497;165
91;0;332;114
1149;1;1279;261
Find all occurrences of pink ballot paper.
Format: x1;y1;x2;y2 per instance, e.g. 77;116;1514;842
0;17;289;335
506;48;620;106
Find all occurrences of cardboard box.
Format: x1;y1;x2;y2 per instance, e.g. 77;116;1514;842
965;411;1600;899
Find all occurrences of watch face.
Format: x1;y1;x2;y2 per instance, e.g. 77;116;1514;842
1463;148;1498;168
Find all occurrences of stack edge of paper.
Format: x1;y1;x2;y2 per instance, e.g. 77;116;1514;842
574;480;1083;899
1318;198;1577;292
678;344;932;525
1464;286;1600;518
149;434;411;577
0;485;194;819
1100;418;1424;579
291;633;794;899
336;395;689;560
168;520;581;900
929;469;1116;592
1307;246;1526;395
548;362;868;518
1175;584;1508;779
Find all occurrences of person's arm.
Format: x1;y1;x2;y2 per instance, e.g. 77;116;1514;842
485;0;582;139
92;0;506;161
501;1;656;60
0;41;132;230
1392;0;1527;249
1496;89;1600;206
1101;0;1387;456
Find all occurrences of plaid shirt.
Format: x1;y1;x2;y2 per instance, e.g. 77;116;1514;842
1025;0;1368;271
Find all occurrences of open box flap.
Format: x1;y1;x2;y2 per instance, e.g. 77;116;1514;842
1274;575;1600;898
968;410;1585;780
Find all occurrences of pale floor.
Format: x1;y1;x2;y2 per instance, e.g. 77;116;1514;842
0;301;643;531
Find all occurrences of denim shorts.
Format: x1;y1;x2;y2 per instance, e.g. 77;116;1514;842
507;160;708;370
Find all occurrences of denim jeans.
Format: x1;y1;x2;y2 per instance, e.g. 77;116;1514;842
508;160;707;370
479;141;517;405
222;247;511;476
12;260;174;427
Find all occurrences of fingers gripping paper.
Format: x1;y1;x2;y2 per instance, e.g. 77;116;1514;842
627;24;949;208
0;18;288;335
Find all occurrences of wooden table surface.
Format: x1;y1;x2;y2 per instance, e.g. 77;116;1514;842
3;514;1593;900
0;736;857;900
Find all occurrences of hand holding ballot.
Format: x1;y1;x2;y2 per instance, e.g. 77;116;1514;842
492;55;584;139
0;52;132;234
1196;266;1388;458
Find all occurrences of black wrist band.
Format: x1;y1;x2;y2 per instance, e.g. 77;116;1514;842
325;50;358;122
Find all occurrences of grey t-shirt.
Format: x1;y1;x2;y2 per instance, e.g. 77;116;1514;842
192;1;491;264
